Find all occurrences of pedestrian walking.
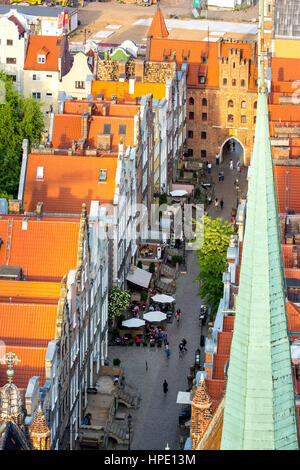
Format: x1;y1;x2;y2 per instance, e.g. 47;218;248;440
181;337;187;352
175;309;181;325
220;199;224;210
207;162;212;174
236;161;241;173
216;153;220;165
215;198;219;211
206;161;209;172
179;342;184;359
218;171;222;182
165;343;171;359
229;159;233;170
163;379;168;395
221;171;224;182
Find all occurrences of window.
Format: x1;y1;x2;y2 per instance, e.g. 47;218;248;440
37;55;45;63
228;114;234;122
99;169;107;181
201;57;207;64
75;81;85;89
202;113;207;121
233;62;235;69
198;76;205;84
254;116;256;124
241;79;245;87
6;57;16;64
46;74;53;78
202;98;207;106
232;79;236;86
268;3;271;13
9;75;16;82
36;166;44;180
189;112;194;120
46;92;52;98
201;150;206;158
228;100;234;108
223;78;227;85
241;115;247;123
32;92;41;100
254;101;257;109
32;74;40;81
201;131;206;140
103;124;111;134
241;101;246;109
7;39;13;46
188;130;193;139
187;149;193;157
119;124;126;135
189;97;194;105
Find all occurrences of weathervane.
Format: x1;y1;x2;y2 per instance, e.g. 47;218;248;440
0;351;21;383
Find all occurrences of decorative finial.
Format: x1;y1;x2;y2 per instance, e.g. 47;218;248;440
165;442;170;450
0;351;21;384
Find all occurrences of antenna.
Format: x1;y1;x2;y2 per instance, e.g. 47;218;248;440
259;0;265;90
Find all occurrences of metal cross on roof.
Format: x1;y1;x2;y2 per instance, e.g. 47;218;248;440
0;351;21;383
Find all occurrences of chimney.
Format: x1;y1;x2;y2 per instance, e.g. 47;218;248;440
102;104;108;116
17;139;29;206
81;112;89;141
88;102;94;115
35;202;43;220
118;61;126;80
71;140;77;154
293;246;298;268
97;133;111;152
134;60;145;83
8;199;21;214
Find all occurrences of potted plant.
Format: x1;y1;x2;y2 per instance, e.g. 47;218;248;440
140;291;148;302
157;340;162;348
128;339;134;346
180;168;184;178
137;260;143;269
193;171;197;180
150;341;155;348
113;358;121;366
143;339;148;347
171;255;183;265
149;262;156;274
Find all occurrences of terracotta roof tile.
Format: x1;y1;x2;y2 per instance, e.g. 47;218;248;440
274;166;300;214
216;331;232;356
222;315;234;332
205;379;224;412
281;245;300;268
0;280;60;304
23;153;118;214
91;81;166;102
284;268;300;279
212;354;229;380
30;406;50;436
286;301;300;332
8;15;25;35
147;7;169;38
0;346;48;390
0;217;79;281
24;35;65;71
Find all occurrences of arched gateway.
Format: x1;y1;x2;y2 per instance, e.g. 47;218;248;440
220;137;245;166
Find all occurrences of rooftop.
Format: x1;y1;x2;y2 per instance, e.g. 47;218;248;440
24;35;66;72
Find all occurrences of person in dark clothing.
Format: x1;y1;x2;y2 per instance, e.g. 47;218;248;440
163;380;168;395
220;199;224;210
181;337;187;351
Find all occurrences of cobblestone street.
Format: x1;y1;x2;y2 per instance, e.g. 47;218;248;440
107;157;248;450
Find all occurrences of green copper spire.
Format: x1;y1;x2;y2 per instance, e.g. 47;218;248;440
221;0;299;450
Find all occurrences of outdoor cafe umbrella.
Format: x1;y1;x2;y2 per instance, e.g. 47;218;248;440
152;294;175;304
170;190;188;197
143;311;167;322
122;318;145;328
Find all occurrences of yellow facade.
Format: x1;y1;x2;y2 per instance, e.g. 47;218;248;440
274;39;300;58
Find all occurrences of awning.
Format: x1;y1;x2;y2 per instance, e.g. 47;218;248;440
126;265;152;289
122;318;145;328
143;311;167;322
152;294;175;303
176;391;191;405
171;183;194;195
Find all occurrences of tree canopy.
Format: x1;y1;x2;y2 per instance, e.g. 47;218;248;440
195;215;233;316
108;287;131;320
0;72;44;196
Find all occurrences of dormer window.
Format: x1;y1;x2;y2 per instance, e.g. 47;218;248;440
198;76;205;84
37;54;45;64
36;166;44;180
99;169;107;181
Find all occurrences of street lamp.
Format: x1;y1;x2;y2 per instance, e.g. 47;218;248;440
195;348;201;370
127;413;132;451
235;178;240;208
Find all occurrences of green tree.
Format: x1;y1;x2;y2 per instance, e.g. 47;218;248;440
148;262;155;273
0;72;44;196
108;287;131;320
195;215;233;316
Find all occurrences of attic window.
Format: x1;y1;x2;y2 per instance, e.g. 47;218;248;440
37;55;45;64
36;166;44;180
119;125;126;136
198;76;205;84
99;169;107;181
56;39;61;46
201;57;207;64
103;124;111;134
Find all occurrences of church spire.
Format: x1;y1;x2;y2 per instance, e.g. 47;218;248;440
220;0;299;450
147;1;169;38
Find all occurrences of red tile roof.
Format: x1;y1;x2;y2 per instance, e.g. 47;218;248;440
212;354;228;380
216;331;232;356
23;153;118;214
284;268;300;279
281;245;300;268
0;280;60;304
147;6;169;38
0;303;57;348
8;15;25;35
274;166;300;214
51;113;135;151
286;302;300;332
0;346;48;390
91;80;166;102
24;35;64;71
0;217;79;282
63;100;138;117
205;378;224;412
222;315;234;332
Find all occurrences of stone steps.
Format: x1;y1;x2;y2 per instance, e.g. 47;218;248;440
107;422;129;444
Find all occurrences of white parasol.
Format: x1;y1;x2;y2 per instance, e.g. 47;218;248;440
122;318;145;328
170;190;188;197
143;311;167;322
152;294;175;303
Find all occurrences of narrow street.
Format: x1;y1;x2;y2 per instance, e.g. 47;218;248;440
107;158;248;450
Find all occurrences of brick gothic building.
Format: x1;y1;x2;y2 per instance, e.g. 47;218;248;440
147;7;258;166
